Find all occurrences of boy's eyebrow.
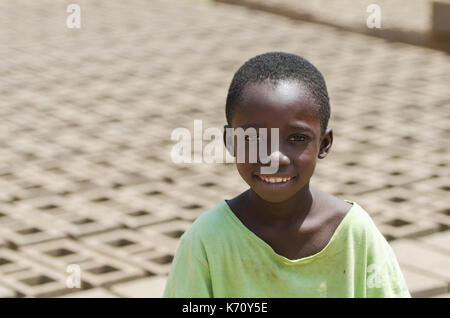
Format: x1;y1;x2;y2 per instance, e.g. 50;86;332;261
288;123;314;133
238;122;315;133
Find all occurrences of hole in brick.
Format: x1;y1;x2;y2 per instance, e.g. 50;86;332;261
9;196;21;203
0;212;5;217
345;180;357;185
76;179;90;184
439;209;450;216
345;162;357;166
402;136;415;142
162;177;175;184
21;275;55;286
87;265;119;274
80;281;93;290
389;197;407;203
128;210;150;217
440;186;450;191
107;238;136;247
46;166;64;173
45;248;75;257
145;190;162;196
97;161;111;167
184;204;202;210
151;255;173;264
164;230;185;238
24;184;42;190
162;177;174;184
364;125;374;130
0;257;12;265
112;183;123;189
72;218;95;225
24;152;38;159
390;171;403;176
385;218;411;227
17;227;42;235
200;182;216;187
39;204;59;210
92;197;110;203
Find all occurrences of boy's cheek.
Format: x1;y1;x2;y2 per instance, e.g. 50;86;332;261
236;164;255;180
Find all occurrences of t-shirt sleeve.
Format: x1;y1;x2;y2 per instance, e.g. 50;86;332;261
163;233;213;298
365;246;411;298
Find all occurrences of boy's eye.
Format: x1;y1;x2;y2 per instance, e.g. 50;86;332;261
289;134;309;142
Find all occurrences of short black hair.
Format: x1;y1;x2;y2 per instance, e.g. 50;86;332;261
225;52;330;136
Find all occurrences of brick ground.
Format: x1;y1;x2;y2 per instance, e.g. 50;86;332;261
0;0;448;298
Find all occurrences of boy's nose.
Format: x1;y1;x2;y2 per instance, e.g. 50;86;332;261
265;150;290;166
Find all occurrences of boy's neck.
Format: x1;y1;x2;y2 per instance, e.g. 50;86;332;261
243;184;315;230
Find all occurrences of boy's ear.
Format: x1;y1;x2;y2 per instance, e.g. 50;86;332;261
318;128;333;159
223;124;235;156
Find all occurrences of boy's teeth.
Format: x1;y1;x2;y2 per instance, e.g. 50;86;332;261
259;176;293;183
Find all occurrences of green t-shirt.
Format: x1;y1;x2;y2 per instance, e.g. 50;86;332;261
163;199;411;298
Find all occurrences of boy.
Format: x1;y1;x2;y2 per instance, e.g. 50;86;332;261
163;52;411;297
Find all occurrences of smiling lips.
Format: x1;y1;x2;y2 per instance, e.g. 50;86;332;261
256;175;296;184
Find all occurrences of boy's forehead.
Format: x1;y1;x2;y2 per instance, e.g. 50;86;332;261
241;79;310;105
233;79;319;125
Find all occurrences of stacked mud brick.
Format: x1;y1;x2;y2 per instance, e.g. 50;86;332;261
0;0;448;297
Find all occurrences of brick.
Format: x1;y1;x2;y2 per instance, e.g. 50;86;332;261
20;238;146;288
0;249;32;275
0;251;69;297
47;211;121;238
128;249;175;276
81;229;177;275
375;212;440;240
431;292;450;298
165;196;218;222
390;239;450;282
418;231;450;254
0;283;16;298
111;276;167;298
138;220;192;254
401;267;448;298
79;229;157;258
60;288;118;298
1;218;65;248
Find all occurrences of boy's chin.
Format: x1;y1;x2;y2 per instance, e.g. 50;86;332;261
250;188;297;203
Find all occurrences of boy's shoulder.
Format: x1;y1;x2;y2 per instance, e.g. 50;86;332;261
312;188;369;231
314;187;385;245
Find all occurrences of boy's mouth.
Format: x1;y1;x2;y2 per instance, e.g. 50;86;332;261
254;174;297;184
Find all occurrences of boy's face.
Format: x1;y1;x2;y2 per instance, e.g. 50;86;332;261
225;79;332;203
